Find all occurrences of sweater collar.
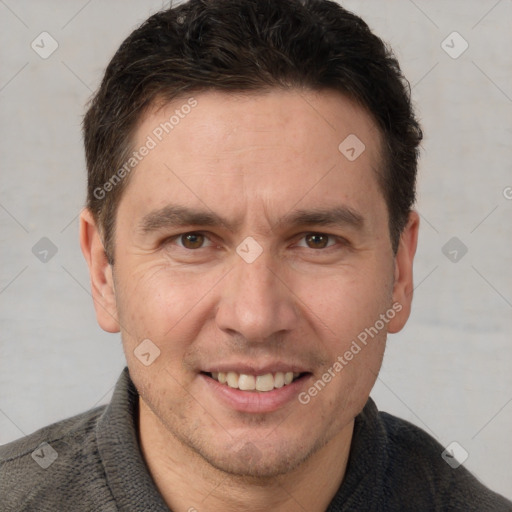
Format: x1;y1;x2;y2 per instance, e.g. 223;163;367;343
96;367;171;511
326;397;387;511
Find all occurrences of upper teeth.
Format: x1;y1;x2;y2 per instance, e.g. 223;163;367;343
211;371;300;392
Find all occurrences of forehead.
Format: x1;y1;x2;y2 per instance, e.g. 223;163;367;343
122;88;386;229
135;88;382;160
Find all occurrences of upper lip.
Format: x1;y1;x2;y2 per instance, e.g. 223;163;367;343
201;362;310;375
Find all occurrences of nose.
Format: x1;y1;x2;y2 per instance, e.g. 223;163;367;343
215;253;299;343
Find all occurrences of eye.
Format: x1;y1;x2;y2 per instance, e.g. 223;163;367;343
176;232;211;249
297;233;336;249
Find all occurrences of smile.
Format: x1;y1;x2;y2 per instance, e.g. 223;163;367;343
207;371;302;392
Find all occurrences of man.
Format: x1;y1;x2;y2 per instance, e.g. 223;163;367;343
1;0;510;510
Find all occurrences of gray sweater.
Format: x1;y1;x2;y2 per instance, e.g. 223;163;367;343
1;368;511;511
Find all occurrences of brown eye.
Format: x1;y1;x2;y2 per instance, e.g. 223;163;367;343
305;233;330;249
179;233;205;249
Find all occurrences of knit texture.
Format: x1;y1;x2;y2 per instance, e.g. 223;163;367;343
1;368;511;511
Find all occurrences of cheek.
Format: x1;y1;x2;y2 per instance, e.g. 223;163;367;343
295;264;393;342
113;261;223;350
292;262;392;401
113;265;213;400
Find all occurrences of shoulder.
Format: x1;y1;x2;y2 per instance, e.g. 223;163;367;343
0;406;116;511
0;405;103;462
377;410;512;511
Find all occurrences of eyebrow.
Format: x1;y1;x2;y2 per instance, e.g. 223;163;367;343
278;207;365;231
138;205;238;234
138;205;365;235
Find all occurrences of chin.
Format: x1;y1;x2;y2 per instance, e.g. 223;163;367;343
192;434;325;480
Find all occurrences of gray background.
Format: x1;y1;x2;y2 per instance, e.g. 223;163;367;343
1;0;511;500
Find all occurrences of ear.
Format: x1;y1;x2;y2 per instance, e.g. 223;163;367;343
79;208;120;333
387;210;419;334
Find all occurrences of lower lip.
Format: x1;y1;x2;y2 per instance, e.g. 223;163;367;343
199;373;311;413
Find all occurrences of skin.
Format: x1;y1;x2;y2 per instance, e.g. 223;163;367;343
80;89;419;512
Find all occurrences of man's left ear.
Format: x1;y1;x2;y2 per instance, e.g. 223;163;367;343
387;210;419;334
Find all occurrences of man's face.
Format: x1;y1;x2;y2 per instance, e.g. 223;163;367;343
88;89;415;477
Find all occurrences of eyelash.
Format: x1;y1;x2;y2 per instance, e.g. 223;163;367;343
165;231;347;251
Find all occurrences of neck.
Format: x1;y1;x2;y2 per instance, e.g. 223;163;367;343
138;398;354;512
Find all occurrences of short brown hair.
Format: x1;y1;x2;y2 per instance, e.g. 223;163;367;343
83;0;422;262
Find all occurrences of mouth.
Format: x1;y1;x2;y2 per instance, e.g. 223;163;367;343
198;363;313;413
203;371;307;392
